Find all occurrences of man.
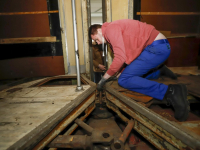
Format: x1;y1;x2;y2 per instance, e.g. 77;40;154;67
89;19;190;122
92;41;106;83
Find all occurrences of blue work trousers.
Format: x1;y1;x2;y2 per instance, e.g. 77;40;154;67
118;39;171;100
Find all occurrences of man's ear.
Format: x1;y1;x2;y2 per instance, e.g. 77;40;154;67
97;28;102;34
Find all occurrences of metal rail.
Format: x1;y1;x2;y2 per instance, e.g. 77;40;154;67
105;83;200;149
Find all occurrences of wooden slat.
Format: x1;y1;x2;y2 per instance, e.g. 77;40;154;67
137;12;200;15
0;36;56;44
167;33;200;38
0;80;92;150
0;10;59;16
0;56;65;80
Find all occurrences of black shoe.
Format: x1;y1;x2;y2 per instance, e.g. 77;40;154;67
165;84;190;121
160;65;177;80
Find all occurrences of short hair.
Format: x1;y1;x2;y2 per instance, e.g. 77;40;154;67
88;24;102;39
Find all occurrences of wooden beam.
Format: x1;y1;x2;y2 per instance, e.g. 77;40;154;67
0;36;57;44
137;12;200;15
0;10;59;16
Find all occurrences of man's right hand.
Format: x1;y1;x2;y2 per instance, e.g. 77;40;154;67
98;64;106;71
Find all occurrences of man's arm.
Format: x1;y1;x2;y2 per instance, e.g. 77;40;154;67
97;24;126;91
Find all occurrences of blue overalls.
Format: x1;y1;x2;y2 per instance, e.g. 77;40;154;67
118;39;170;100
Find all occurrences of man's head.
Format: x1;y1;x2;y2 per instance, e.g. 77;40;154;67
89;24;106;45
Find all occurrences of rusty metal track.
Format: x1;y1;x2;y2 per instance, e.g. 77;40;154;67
105;83;200;149
4;74;200;149
32;91;96;150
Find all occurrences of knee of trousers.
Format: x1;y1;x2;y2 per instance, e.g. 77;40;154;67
118;75;132;88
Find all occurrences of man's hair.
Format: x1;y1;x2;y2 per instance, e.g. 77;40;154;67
88;24;102;40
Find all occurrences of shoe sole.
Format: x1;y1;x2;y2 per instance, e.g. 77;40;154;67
179;84;190;121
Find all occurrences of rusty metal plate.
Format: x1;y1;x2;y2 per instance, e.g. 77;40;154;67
109;81;153;103
177;121;200;137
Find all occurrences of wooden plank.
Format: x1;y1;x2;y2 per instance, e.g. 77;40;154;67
0;76;92;150
0;36;56;44
0;10;59;16
167;33;200;38
168;66;199;75
166;38;199;67
137;12;200;15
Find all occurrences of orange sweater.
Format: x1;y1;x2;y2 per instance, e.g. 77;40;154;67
102;19;159;76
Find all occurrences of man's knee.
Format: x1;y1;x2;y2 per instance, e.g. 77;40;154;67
118;76;127;87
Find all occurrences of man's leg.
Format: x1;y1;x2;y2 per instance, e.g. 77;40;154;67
118;43;170;100
118;41;190;121
143;64;177;80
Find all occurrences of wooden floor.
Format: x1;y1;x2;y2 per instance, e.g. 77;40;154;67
110;75;200;103
0;74;199;149
0;76;92;150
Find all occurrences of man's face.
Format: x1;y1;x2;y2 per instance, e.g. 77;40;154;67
91;28;105;45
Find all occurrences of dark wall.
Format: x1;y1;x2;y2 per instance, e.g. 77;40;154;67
0;0;63;60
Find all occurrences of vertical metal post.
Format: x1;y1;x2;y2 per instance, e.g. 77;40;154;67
87;0;94;82
102;0;107;71
72;0;83;91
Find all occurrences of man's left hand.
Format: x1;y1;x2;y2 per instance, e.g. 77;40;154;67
97;77;107;91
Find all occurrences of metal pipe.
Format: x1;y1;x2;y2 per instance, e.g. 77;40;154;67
75;118;94;135
72;0;83;91
64;103;96;135
111;119;134;150
119;119;134;143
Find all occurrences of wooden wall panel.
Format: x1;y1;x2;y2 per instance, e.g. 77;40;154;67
166;38;200;67
112;0;128;21
141;15;199;34
140;0;200;68
0;56;65;80
0;0;50;38
140;0;200;34
141;0;200;12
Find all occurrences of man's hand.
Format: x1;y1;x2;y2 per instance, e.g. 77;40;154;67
97;77;107;91
98;64;106;71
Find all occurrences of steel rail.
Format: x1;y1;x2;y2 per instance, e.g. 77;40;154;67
105;83;200;149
